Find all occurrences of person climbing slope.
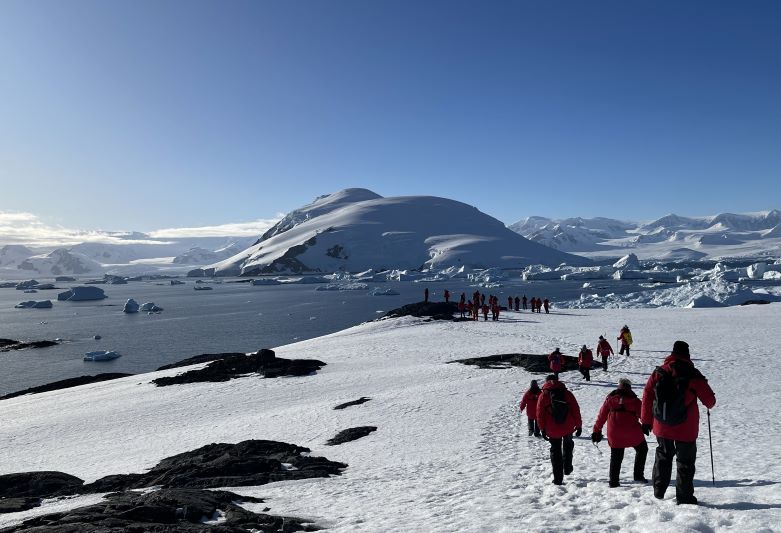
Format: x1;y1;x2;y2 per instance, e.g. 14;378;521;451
537;374;582;485
578;345;593;382
618;325;633;356
597;335;614;371
591;378;648;487
548;347;564;380
519;380;542;437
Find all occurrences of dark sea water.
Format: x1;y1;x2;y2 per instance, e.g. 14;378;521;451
0;276;657;395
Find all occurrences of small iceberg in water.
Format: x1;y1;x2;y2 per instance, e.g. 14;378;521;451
84;350;121;361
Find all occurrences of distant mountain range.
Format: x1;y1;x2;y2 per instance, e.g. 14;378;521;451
196;188;588;276
509;210;781;260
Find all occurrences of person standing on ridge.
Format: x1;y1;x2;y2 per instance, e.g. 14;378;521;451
618;325;633;356
529;297;536;313
519;380;542;437
522;295;528;310
444;289;450;303
424;288;429;303
514;296;520;311
597;335;614;371
508;296;513;310
578;345;593;381
548;347;564;380
543;298;550;314
591;378;648;487
458;299;466;318
481;303;489;321
537;374;582;485
641;341;716;505
480;293;486;306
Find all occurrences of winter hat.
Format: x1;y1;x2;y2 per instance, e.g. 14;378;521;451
599;335;605;340
530;379;538;387
672;340;690;358
618;378;632;389
581;344;587;350
546;374;558;382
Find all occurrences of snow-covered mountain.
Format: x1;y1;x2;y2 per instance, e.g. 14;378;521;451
15;248;103;276
0;244;34;267
201;189;589;276
510;210;781;260
172;242;247;264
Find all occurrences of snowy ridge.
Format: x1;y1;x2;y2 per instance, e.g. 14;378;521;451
510;210;781;260
0;306;778;531
204;190;589;276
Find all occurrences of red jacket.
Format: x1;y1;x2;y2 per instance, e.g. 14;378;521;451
519;389;541;420
548;351;564;372
593;388;644;448
578;349;593;368
641;354;716;442
536;381;582;438
597;339;614;357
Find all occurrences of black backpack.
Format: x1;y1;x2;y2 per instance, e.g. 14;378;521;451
548;388;569;424
652;363;692;425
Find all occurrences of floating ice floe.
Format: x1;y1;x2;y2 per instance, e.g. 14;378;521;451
14;300;53;309
84;350;121;361
194;286;213;291
57;286;107;301
139;302;163;313
123;299;140;313
251;278;282;286
371;288;400;296
315;282;369;291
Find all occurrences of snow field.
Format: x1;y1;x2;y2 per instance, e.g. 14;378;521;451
1;306;780;531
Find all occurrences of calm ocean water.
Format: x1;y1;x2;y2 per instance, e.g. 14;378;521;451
1;276;648;395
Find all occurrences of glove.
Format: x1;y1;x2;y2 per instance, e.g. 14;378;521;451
642;424;651;436
541;430;549;441
591;431;603;443
575;427;582;437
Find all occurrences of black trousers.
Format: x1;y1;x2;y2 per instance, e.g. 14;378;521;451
579;367;591;381
549;435;574;484
602;356;609;371
619;343;630;356
652;437;697;501
526;418;540;436
610;441;648;485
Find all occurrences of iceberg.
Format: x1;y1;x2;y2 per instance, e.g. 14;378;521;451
613;253;641;270
251;278;282;286
14;300;53;309
84;350;121;361
123;299;140;313
746;263;767;280
371;288;400;296
57;286;108;301
139;302;163;313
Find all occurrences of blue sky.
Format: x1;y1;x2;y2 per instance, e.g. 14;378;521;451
1;0;779;232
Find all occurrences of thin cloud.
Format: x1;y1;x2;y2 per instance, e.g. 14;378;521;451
0;211;281;247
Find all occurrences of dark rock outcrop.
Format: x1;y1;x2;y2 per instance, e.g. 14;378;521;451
0;339;58;352
0;497;41;514
0;374;132;401
153;350;325;387
326;426;377;446
155;353;246;371
85;440;346;493
333;397;371;410
449;352;584;373
382;301;458;321
0;488;318;532
0;472;85;512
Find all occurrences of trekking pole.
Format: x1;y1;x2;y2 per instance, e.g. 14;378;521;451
707;409;715;486
592;442;603;455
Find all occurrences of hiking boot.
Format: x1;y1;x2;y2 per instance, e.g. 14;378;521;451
634;476;648;483
564;465;573;475
609;481;620;488
676;496;698;506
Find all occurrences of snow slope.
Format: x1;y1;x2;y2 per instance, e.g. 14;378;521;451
510;210;781;260
1;305;778;532
205;190;589;276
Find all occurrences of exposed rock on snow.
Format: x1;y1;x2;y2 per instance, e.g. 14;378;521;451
152;350;325;386
382;301;458;321
14;300;52;309
450;352;584;372
57;286;107;301
83;440;346;492
0;339;58;352
0;471;84;513
0;488;313;532
155;352;247;371
326;426;378;446
204;189;589;276
333;397;372;410
0;374;133;401
122;298;139;313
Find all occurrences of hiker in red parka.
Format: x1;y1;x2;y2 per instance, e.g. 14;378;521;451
641;341;716;505
457;300;465;318
481;303;489;321
592;378;648;487
548;347;564;380
514;296;520;311
519;380;542;437
543;298;550;314
508;296;513;310
597;335;614;371
577;345;593;382
529;297;536;312
444;289;450;303
480;293;486;306
493;303;500;321
522;295;528;310
537;374;583;485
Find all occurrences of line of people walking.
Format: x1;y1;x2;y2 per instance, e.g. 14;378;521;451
428;289;554;320
520;339;716;505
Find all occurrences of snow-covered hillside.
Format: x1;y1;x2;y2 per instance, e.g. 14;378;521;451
0;245;34;267
1;305;778;531
202;189;590;276
510;210;781;260
14;249;102;276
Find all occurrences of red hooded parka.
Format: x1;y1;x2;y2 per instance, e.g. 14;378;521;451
536;380;582;439
593;388;644;448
